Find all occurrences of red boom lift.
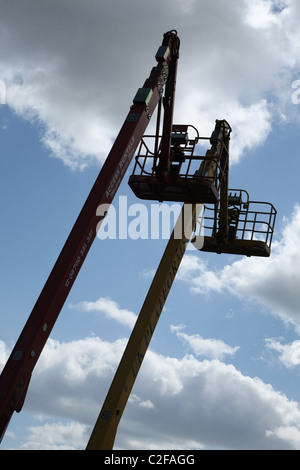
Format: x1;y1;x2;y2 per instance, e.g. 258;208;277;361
0;30;180;441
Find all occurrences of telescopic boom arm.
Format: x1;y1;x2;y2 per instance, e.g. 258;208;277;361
86;203;202;450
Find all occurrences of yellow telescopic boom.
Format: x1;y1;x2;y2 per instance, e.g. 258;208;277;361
86;202;203;450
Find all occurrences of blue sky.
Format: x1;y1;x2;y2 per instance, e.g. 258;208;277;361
1;0;300;450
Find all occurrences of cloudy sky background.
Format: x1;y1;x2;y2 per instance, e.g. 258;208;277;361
1;0;300;450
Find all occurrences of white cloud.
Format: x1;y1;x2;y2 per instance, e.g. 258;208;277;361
0;340;9;371
178;96;273;164
0;0;299;168
171;324;239;359
5;334;299;449
266;338;300;368
176;255;223;296
20;421;89;450
245;0;283;29
266;425;300;449
6;69;116;170
25;336;127;426
177;205;300;329
69;296;137;328
128;394;154;410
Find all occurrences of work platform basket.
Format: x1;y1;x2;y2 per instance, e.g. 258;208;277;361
198;189;277;257
128;124;228;204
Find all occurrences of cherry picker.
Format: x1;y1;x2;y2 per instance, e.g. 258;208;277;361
0;30;276;448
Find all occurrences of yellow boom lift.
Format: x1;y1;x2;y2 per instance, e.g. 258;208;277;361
86;118;276;449
86;201;202;449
